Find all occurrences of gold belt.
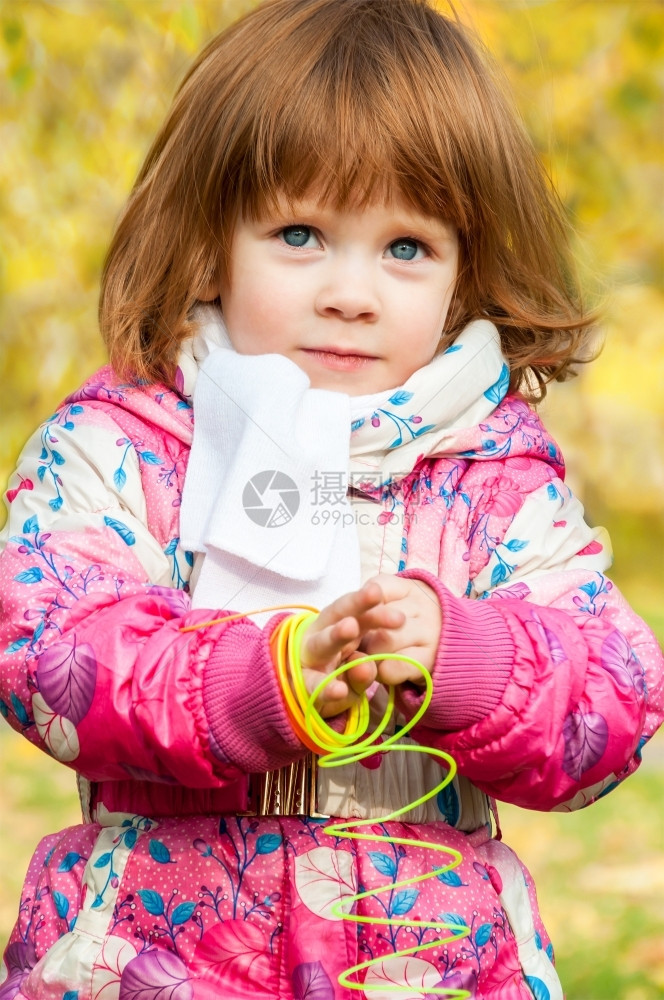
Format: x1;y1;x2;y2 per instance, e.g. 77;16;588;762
241;753;329;818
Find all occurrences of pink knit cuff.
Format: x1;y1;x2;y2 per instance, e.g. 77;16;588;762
396;569;514;731
203;612;309;772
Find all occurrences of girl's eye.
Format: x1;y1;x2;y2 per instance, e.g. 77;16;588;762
388;238;424;261
280;226;316;248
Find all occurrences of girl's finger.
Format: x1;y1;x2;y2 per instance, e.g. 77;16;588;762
365;573;411;603
357;603;406;633
316;581;384;631
344;657;378;694
308;673;365;717
376;645;431;686
374;658;420;686
360;626;400;656
314;604;404;669
301;616;359;668
307;672;349;703
317;692;355;718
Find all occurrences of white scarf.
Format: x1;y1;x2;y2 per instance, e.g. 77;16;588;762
179;305;507;624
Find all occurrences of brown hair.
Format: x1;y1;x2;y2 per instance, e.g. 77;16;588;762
100;0;594;399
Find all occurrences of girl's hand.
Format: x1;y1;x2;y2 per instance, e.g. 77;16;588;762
358;574;443;686
297;581;406;718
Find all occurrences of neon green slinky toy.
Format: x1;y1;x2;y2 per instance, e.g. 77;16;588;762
290;614;472;998
183;604;472;997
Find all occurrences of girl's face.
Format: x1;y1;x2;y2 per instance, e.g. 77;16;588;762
216;194;458;396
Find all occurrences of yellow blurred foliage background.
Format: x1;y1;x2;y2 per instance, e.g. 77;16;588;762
0;1;662;997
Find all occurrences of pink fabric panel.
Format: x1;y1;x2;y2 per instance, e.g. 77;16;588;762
398;569;655;810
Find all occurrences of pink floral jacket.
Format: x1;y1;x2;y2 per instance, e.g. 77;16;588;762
0;367;661;1000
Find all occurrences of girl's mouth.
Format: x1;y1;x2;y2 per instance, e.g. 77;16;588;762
302;349;378;371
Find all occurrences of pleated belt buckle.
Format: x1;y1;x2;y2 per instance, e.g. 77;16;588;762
241;753;329;818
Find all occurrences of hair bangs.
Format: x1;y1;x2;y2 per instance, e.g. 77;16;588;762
232;1;466;226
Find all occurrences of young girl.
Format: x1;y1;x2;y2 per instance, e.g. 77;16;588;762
1;0;661;997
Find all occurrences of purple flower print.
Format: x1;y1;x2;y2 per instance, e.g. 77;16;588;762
292;961;335;1000
119;949;193;1000
36;638;97;724
0;941;37;1000
562;711;608;779
601;630;646;696
425;968;477;998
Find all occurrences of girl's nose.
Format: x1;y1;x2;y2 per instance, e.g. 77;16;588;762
314;259;381;322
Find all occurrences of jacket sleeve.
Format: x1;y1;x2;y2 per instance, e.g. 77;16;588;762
0;410;307;788
397;475;664;812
